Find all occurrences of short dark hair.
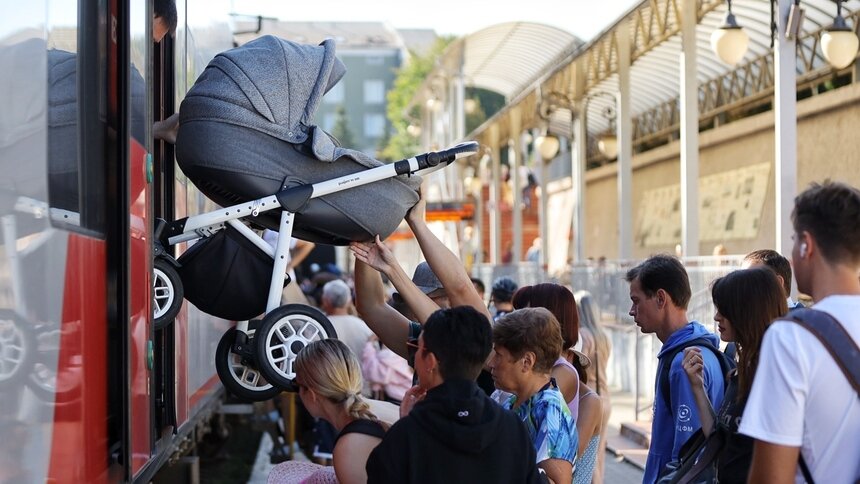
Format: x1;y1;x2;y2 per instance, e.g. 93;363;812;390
512;283;579;349
154;0;178;34
625;254;691;309
491;276;518;303
743;249;792;296
793;181;860;266
470;277;485;296
493;308;563;374
422;306;492;381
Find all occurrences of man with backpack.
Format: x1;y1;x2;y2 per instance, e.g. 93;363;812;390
625;255;729;484
740;181;860;483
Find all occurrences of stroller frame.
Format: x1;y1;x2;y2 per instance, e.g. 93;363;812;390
158;142;478;401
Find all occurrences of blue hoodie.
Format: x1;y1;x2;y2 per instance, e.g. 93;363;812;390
643;322;726;484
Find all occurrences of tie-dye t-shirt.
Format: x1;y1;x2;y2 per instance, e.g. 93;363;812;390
502;382;578;467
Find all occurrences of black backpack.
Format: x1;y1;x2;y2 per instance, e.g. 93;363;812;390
658;337;736;411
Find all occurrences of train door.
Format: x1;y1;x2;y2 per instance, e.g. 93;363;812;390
0;0;134;482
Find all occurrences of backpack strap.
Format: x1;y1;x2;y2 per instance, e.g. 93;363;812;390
783;308;860;395
659;337;734;410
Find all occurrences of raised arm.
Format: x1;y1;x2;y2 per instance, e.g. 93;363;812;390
352;258;410;358
352;236;440;324
287;239;315;273
406;191;491;321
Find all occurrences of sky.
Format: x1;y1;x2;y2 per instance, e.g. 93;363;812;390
0;0;641;43
236;0;641;41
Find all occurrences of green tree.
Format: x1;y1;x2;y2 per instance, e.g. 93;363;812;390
331;105;355;148
379;37;454;161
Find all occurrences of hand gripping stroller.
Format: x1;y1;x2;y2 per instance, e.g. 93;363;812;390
157;142;479;401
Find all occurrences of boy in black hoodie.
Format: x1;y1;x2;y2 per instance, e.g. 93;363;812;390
365;306;543;483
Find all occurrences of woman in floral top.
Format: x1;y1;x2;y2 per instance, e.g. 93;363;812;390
490;308;579;484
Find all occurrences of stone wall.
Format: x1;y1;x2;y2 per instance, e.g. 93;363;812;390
583;82;860;259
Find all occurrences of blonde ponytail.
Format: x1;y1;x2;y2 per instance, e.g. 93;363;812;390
296;339;386;426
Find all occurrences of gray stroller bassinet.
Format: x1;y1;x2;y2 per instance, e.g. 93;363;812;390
175;35;421;245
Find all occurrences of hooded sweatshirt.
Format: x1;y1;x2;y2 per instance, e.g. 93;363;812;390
366;379;543;483
643;322;726;484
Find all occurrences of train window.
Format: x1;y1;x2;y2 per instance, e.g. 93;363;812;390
46;0;107;236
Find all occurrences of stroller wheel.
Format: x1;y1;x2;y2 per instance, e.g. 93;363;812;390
153;258;183;330
0;309;35;389
215;328;281;402
255;304;338;390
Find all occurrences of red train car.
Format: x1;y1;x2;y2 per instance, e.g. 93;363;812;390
0;1;237;482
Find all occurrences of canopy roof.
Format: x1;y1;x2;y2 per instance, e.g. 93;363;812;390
415;22;582;104
462;0;859;155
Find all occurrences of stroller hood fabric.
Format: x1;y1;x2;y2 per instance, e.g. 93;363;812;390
180;35;345;146
177;36;421;245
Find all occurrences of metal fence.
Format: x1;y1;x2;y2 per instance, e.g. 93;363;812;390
475;255;744;420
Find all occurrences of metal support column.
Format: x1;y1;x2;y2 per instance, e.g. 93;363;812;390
536;128;549;270
573;103;587;262
775;0;797;255
489;125;503;264
510;110;523;264
617;24;633;260
680;0;700;256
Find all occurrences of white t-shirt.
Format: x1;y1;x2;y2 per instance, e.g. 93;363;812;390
739;295;860;483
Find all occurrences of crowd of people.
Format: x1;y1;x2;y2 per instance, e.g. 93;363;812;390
264;180;859;484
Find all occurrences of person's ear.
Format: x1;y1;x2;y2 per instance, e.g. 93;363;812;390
656;289;666;309
798;231;813;259
426;351;439;374
522;352;536;373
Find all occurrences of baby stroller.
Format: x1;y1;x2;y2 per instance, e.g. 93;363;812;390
159;36;478;401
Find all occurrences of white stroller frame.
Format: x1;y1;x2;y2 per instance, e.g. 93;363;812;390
160;141;479;400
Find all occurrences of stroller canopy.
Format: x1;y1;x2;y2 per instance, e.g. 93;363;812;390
177;36;421;245
181;35;345;146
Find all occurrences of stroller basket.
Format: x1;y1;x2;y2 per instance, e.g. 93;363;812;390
177;225;276;321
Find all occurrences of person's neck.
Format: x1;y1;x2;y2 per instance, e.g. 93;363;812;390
808;262;860;302
327;307;349;316
320;403;354;433
512;374;551;409
656;310;689;343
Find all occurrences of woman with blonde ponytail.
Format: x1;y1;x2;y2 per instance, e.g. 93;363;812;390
269;339;384;484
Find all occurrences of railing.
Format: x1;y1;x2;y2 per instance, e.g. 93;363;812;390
475;255;744;420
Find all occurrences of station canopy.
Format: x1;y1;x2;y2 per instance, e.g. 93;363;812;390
449;0;860;146
415;22;582;104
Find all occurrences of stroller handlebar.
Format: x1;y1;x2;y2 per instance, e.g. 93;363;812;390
416;141;480;170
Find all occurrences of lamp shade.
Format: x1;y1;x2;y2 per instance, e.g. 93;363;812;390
464;98;478;114
535;134;560;161
597;133;618;160
711;26;749;65
822;29;860;69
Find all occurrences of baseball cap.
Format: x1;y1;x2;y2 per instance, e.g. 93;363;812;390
411;261;444;295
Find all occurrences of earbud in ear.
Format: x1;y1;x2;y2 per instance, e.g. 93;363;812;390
800;243;808;258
